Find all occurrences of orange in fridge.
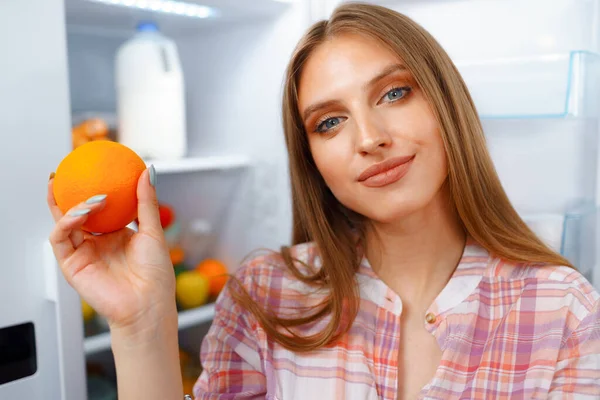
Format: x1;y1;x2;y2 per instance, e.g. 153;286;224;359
195;259;229;297
52;140;147;233
170;247;185;265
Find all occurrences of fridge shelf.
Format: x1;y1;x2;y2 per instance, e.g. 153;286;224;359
65;0;292;37
483;117;598;213
455;51;600;119
146;155;252;175
522;206;597;282
84;303;216;355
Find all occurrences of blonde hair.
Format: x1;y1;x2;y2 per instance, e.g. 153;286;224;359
229;2;573;352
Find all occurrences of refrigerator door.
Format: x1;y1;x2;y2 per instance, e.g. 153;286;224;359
0;0;86;399
310;0;600;287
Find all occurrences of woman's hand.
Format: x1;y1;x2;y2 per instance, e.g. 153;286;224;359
47;166;176;335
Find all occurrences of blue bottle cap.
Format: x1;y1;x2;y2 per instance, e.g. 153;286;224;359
136;21;159;33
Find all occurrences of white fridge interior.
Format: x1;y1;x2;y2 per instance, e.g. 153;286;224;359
66;0;309;396
65;0;307;267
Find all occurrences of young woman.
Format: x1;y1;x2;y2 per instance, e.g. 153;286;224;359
47;3;599;399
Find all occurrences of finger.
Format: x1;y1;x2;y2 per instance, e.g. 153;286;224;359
48;177;85;247
136;165;163;238
49;207;92;262
48;178;105;247
48;196;108;261
47;178;64;222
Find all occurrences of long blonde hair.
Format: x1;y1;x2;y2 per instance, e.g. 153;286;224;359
230;2;574;352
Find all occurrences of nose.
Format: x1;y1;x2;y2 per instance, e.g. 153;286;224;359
355;115;391;155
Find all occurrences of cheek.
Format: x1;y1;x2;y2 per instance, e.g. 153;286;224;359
414;134;448;194
309;136;353;187
425;126;449;182
393;100;439;144
422;127;447;176
399;105;447;178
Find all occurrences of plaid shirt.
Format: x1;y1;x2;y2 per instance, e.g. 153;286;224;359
195;240;600;399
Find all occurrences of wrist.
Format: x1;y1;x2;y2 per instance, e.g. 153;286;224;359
110;307;179;350
109;306;184;400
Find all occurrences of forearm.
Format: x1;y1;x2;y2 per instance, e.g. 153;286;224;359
111;310;184;400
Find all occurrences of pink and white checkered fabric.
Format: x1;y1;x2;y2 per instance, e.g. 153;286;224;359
195;240;600;399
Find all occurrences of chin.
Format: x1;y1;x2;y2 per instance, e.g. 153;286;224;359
363;208;414;225
352;197;425;225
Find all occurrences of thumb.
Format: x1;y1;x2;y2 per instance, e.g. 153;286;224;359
136;164;162;237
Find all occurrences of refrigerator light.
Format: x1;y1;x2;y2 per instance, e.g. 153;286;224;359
86;0;219;19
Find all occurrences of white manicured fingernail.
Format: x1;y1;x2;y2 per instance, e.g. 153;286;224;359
149;164;157;187
86;194;107;205
69;208;91;217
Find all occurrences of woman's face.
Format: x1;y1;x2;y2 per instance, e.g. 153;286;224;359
298;33;449;224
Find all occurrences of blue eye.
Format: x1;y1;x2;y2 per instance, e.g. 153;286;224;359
381;86;411;104
316;116;345;133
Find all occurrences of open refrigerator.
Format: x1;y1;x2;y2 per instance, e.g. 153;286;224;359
0;0;598;398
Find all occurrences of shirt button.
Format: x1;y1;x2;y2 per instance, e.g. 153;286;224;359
425;312;436;324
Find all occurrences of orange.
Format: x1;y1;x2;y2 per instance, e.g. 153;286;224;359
195;259;229;297
53;140;146;233
170;247;185;265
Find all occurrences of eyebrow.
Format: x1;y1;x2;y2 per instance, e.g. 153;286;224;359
363;64;407;91
301;63;407;122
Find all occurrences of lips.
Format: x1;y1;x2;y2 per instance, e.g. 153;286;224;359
358;155;415;182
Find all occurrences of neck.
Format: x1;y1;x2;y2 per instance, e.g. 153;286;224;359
364;186;466;308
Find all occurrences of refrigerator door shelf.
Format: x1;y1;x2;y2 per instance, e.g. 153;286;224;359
521;206;597;283
456;51;600;119
561;206;598;283
483;117;598;213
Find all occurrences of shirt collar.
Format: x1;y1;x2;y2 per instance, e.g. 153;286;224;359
357;237;491;317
